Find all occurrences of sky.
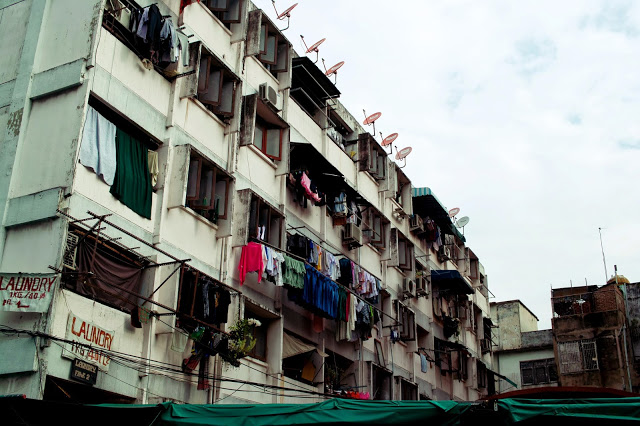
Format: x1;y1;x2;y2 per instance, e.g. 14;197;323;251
254;0;640;329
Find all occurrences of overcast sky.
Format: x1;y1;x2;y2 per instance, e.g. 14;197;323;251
255;0;640;329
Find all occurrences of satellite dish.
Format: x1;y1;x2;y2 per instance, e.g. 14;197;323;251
456;216;469;228
395;146;412;160
306;38;326;53
363;112;382;125
448;207;460;218
381;133;398;147
277;2;298;19
325;61;344;76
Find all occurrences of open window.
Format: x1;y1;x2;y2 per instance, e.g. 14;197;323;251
232;189;284;248
364;208;388;250
167;145;233;230
357;133;387;181
389;228;414;272
397;377;418;400
176;266;232;330
240;93;290;165
196;47;239;120
246;10;291;78
185;150;231;224
203;0;244;28
394;167;413;215
396;300;416;342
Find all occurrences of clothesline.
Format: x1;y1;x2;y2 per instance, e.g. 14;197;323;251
249;237;399;326
284;226;382;284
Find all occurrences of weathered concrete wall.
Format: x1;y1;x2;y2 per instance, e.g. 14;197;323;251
521;329;553;349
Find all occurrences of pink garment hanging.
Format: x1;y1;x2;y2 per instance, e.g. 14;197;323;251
238;242;265;285
300;172;321;202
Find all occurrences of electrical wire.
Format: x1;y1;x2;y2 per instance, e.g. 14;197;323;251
0;326;337;400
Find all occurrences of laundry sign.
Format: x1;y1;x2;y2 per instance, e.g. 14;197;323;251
0;273;58;313
63;312;116;372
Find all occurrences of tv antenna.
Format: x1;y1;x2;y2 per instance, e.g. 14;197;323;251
362;110;382;136
379;132;398;154
322;58;344;84
394;146;412;168
272;1;297;30
300;35;325;64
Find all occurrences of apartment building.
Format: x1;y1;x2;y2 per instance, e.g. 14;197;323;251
551;283;639;391
0;0;494;404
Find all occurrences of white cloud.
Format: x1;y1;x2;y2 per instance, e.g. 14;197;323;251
255;0;640;329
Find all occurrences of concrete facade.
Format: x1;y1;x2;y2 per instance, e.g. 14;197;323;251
491;300;556;392
0;0;495;404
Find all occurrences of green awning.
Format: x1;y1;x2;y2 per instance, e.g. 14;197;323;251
411;187;465;243
157;399;468;425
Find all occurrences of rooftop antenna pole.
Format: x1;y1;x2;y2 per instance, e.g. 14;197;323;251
599;227;608;282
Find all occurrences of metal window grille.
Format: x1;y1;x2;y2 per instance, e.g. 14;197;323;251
558;341;582;374
581;340;599;371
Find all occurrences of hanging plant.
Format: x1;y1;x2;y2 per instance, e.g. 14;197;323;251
222;318;261;367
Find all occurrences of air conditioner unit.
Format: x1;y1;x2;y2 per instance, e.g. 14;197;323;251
415;276;428;297
402;278;416;299
259;83;278;108
342;223;362;248
63;233;79;270
409;215;424;233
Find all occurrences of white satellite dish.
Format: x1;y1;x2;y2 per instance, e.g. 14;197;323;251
455;216;470;228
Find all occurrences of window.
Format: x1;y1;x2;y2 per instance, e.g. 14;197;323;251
253;118;283;160
240;94;289;164
520;359;558;386
203;0;244;28
245;310;269;361
434;338;451;374
365;209;387;250
282;332;322;384
398;237;413;271
396;301;416;342
477;360;487;388
258;21;289;76
176;267;231;329
185;152;230;224
196;48;239;120
357;133;386;181
558;339;599;374
248;194;283;248
398;378;418;400
389;228;414;272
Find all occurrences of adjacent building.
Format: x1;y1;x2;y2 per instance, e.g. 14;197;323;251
0;0;495;404
491;300;556;393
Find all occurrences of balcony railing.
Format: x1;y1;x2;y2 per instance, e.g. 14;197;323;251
552;288;622;318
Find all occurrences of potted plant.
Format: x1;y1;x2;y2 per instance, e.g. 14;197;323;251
222;318;261;367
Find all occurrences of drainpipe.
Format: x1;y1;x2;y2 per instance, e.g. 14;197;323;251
617;266;633;390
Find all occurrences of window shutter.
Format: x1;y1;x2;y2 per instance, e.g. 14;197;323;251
245;10;262;57
358;133;371;172
388;227;399;267
212;80;235;116
273;41;290;73
207;0;228;11
167;145;191;209
232;189;252;247
199;69;223;106
221;0;242;23
240;94;258;146
259;34;277;65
